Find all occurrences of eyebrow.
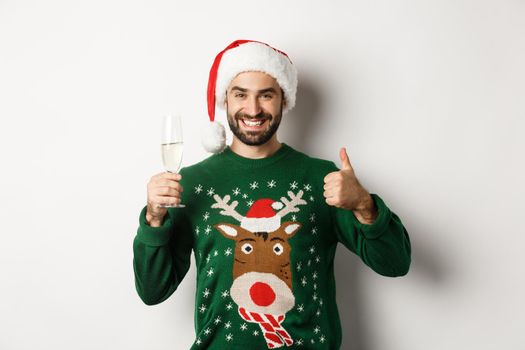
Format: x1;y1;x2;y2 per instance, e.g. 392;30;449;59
230;86;278;94
270;237;284;242
239;238;256;242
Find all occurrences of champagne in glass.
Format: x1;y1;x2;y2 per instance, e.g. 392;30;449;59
160;114;185;208
161;142;183;173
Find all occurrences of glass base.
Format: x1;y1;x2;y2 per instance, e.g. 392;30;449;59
159;203;186;208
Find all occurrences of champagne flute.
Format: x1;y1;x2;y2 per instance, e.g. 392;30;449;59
160;114;185;208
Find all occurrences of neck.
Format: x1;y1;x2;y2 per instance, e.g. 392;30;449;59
230;135;282;159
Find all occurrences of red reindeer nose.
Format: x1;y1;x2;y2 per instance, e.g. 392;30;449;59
249;282;276;306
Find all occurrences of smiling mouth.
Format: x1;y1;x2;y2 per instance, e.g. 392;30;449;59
239;117;269;129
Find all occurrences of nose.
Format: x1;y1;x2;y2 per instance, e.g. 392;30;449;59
244;96;261;117
249;282;276;306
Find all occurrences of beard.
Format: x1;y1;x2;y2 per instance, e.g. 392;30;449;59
226;104;283;146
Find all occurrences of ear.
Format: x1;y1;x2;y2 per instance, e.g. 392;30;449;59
214;223;241;240
280;221;302;238
223;90;229;109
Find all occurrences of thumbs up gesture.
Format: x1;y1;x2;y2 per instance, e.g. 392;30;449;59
323;148;378;224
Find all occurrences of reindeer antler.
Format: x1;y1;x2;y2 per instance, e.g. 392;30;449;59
211;194;244;222
277;190;307;218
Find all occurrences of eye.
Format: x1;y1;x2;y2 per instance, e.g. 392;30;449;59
273;243;284;256
241;243;253;254
261;94;273;100
234;93;246;98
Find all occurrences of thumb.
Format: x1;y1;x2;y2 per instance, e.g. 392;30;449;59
339;147;353;170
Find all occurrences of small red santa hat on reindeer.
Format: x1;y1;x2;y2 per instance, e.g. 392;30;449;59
241;198;284;233
203;39;299;153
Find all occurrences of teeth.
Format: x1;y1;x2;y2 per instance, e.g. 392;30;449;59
243;119;263;126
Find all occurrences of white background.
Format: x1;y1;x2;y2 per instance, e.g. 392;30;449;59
1;0;524;349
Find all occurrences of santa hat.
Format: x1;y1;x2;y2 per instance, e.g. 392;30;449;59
202;39;298;153
241;198;284;233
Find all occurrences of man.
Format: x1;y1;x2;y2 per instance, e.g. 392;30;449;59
133;39;411;349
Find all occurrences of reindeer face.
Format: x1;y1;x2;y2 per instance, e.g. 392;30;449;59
214;221;301;315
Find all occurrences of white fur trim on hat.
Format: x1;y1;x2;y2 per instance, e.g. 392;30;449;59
241;215;281;233
215;42;298;114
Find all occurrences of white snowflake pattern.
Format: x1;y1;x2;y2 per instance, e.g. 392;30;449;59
296;262;302;271
319;299;324;306
207;268;214;277
319;335;326;343
309;195;315;202
290;181;298;190
301;276;307;286
249;181;259;190
307;259;312;267
196;338;202;345
213;316;222;325
311;339;316;344
205;255;211;264
247;200;254;207
309;213;316;222
226;302;233;310
296;339;304;346
291;214;297;221
315;255;321;263
253;330;259;336
297;304;304;312
226;333;233;342
314;326;321;334
203;288;210;298
313;292;318;301
206;188;215;196
267;180;276;188
304;184;312;191
242;193;248;199
316;308;321;317
203;212;210;221
221;290;229;298
309;246;316;254
240;323;248;331
224;247;232;256
205;225;212;235
195;227;200;235
213;250;218;257
199;304;207;313
311;227;318;235
204;328;212;336
233;187;241;196
195;184;203;194
224;321;232;329
312;271;318;280
313;283;317;290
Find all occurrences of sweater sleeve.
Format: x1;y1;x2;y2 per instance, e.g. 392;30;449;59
132;206;193;305
331;191;412;277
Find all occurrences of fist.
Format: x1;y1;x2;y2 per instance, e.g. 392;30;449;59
323;148;372;211
145;172;184;226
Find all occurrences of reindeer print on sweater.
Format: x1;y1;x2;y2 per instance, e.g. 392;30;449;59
190;175;329;349
212;191;306;348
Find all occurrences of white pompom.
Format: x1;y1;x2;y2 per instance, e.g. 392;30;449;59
272;201;284;210
202;121;227;153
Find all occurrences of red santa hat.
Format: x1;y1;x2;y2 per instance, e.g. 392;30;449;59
202;39;298;153
241;198;284;233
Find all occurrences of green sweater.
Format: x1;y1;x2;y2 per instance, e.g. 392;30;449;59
133;143;411;349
